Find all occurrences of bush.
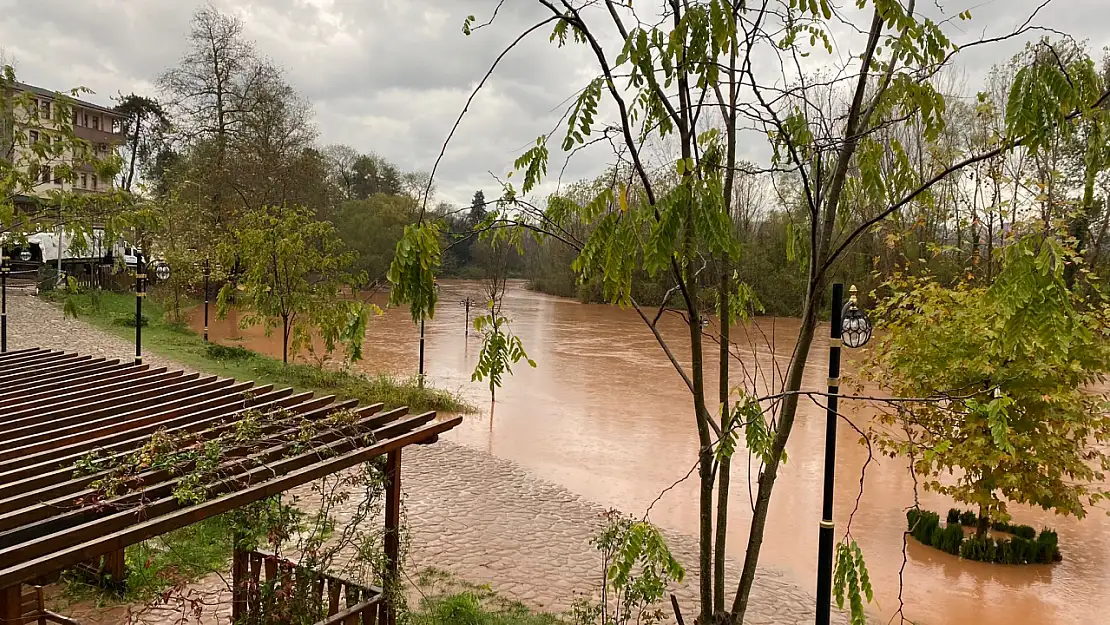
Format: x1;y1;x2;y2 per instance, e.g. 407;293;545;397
205;343;254;361
1036;530;1061;563
907;509;940;545
961;536;997;562
112;313;149;328
946;508;961;525
959;510;978;527
1012;525;1036;540
934;523;965;555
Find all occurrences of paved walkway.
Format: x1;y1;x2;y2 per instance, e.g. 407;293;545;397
6;294;843;624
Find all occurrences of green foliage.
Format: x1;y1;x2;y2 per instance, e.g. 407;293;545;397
906;508;1060;564
411;571;565;625
52;290;472;415
832;541;872;625
471;311;536;400
388;222;442;322
572;511;685;625
218;204;371;364
906;509;940;545
863;234;1110;527
330;194;418;285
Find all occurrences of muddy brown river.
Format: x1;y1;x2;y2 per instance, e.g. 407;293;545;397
190;280;1110;625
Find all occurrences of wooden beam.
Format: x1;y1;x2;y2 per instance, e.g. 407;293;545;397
382;449;401;625
0;416;461;588
0;584;18;625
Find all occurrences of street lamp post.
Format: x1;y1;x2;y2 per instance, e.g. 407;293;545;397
1;254;8;354
815;284;872;625
418;282;441;389
135;254;145;365
203;258;211;343
462;297;473;337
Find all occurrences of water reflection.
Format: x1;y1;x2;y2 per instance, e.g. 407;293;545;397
191;280;1108;625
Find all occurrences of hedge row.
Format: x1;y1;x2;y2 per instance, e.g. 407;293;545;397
907;509;1061;564
946;508;1037;540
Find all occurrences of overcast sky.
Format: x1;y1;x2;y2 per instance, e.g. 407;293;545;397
1;0;1108;206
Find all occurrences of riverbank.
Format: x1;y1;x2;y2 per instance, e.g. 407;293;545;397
41;290;471;414
11;292;844;624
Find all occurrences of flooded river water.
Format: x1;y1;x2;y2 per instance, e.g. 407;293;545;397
190;280;1110;625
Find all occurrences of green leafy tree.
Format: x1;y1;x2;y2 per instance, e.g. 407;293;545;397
114;93;169;192
217;204;372;364
332;194;418;287
861;233;1110;535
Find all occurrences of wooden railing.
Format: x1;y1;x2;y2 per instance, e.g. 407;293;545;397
17;585;81;625
232;549;384;625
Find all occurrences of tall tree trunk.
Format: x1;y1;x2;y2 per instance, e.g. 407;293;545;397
714;269;731;615
125;115;141;191
282;314;290;364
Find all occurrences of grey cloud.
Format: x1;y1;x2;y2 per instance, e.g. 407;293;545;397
2;0;1110;205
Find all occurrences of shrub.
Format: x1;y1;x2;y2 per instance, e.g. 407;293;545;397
1012;525;1036;541
930;526;944;550
946;508;961;525
1009;536;1037;564
1036;530;1061;563
205;343;254;361
907;509;940;545
959;510;977;527
112;313;149;328
961;536;997;562
935;523;965;555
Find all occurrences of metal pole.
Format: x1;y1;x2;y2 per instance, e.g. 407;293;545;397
135;254;145;365
816;283;844;625
203;258;210;343
1;256;7;353
464;298;470;337
418;316;426;388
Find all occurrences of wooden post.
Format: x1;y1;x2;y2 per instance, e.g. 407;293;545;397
231;538;248;622
102;548;126;583
0;584;20;625
380;450;401;625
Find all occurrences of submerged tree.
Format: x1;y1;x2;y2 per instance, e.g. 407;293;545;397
218;204;372;365
861;233;1110;535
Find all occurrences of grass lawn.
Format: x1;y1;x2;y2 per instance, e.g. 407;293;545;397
45;290;473;414
411;568;567;625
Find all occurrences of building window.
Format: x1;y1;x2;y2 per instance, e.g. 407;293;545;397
91;174;98;191
92;116;100;130
53;166;63;184
41;166;52;184
82;112;89;127
40;99;51;119
80;173;88;189
72;110;78;126
28;130;39;143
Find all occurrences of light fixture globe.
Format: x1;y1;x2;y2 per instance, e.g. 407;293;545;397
19;250;31;262
840;286;872;349
154;262;171;282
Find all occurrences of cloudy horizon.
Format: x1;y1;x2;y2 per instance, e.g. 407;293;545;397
2;0;1108;206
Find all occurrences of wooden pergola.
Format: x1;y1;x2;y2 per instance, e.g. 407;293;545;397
0;348;461;624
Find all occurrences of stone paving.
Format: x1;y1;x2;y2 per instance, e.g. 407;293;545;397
5;293;844;624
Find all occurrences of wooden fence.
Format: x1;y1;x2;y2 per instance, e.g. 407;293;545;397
232;549;384;625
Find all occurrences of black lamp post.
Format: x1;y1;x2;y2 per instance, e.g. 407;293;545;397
203;258;211;343
418;281;441;389
815;284;872;625
135;254;145;365
461;297;473;337
1;253;8;354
